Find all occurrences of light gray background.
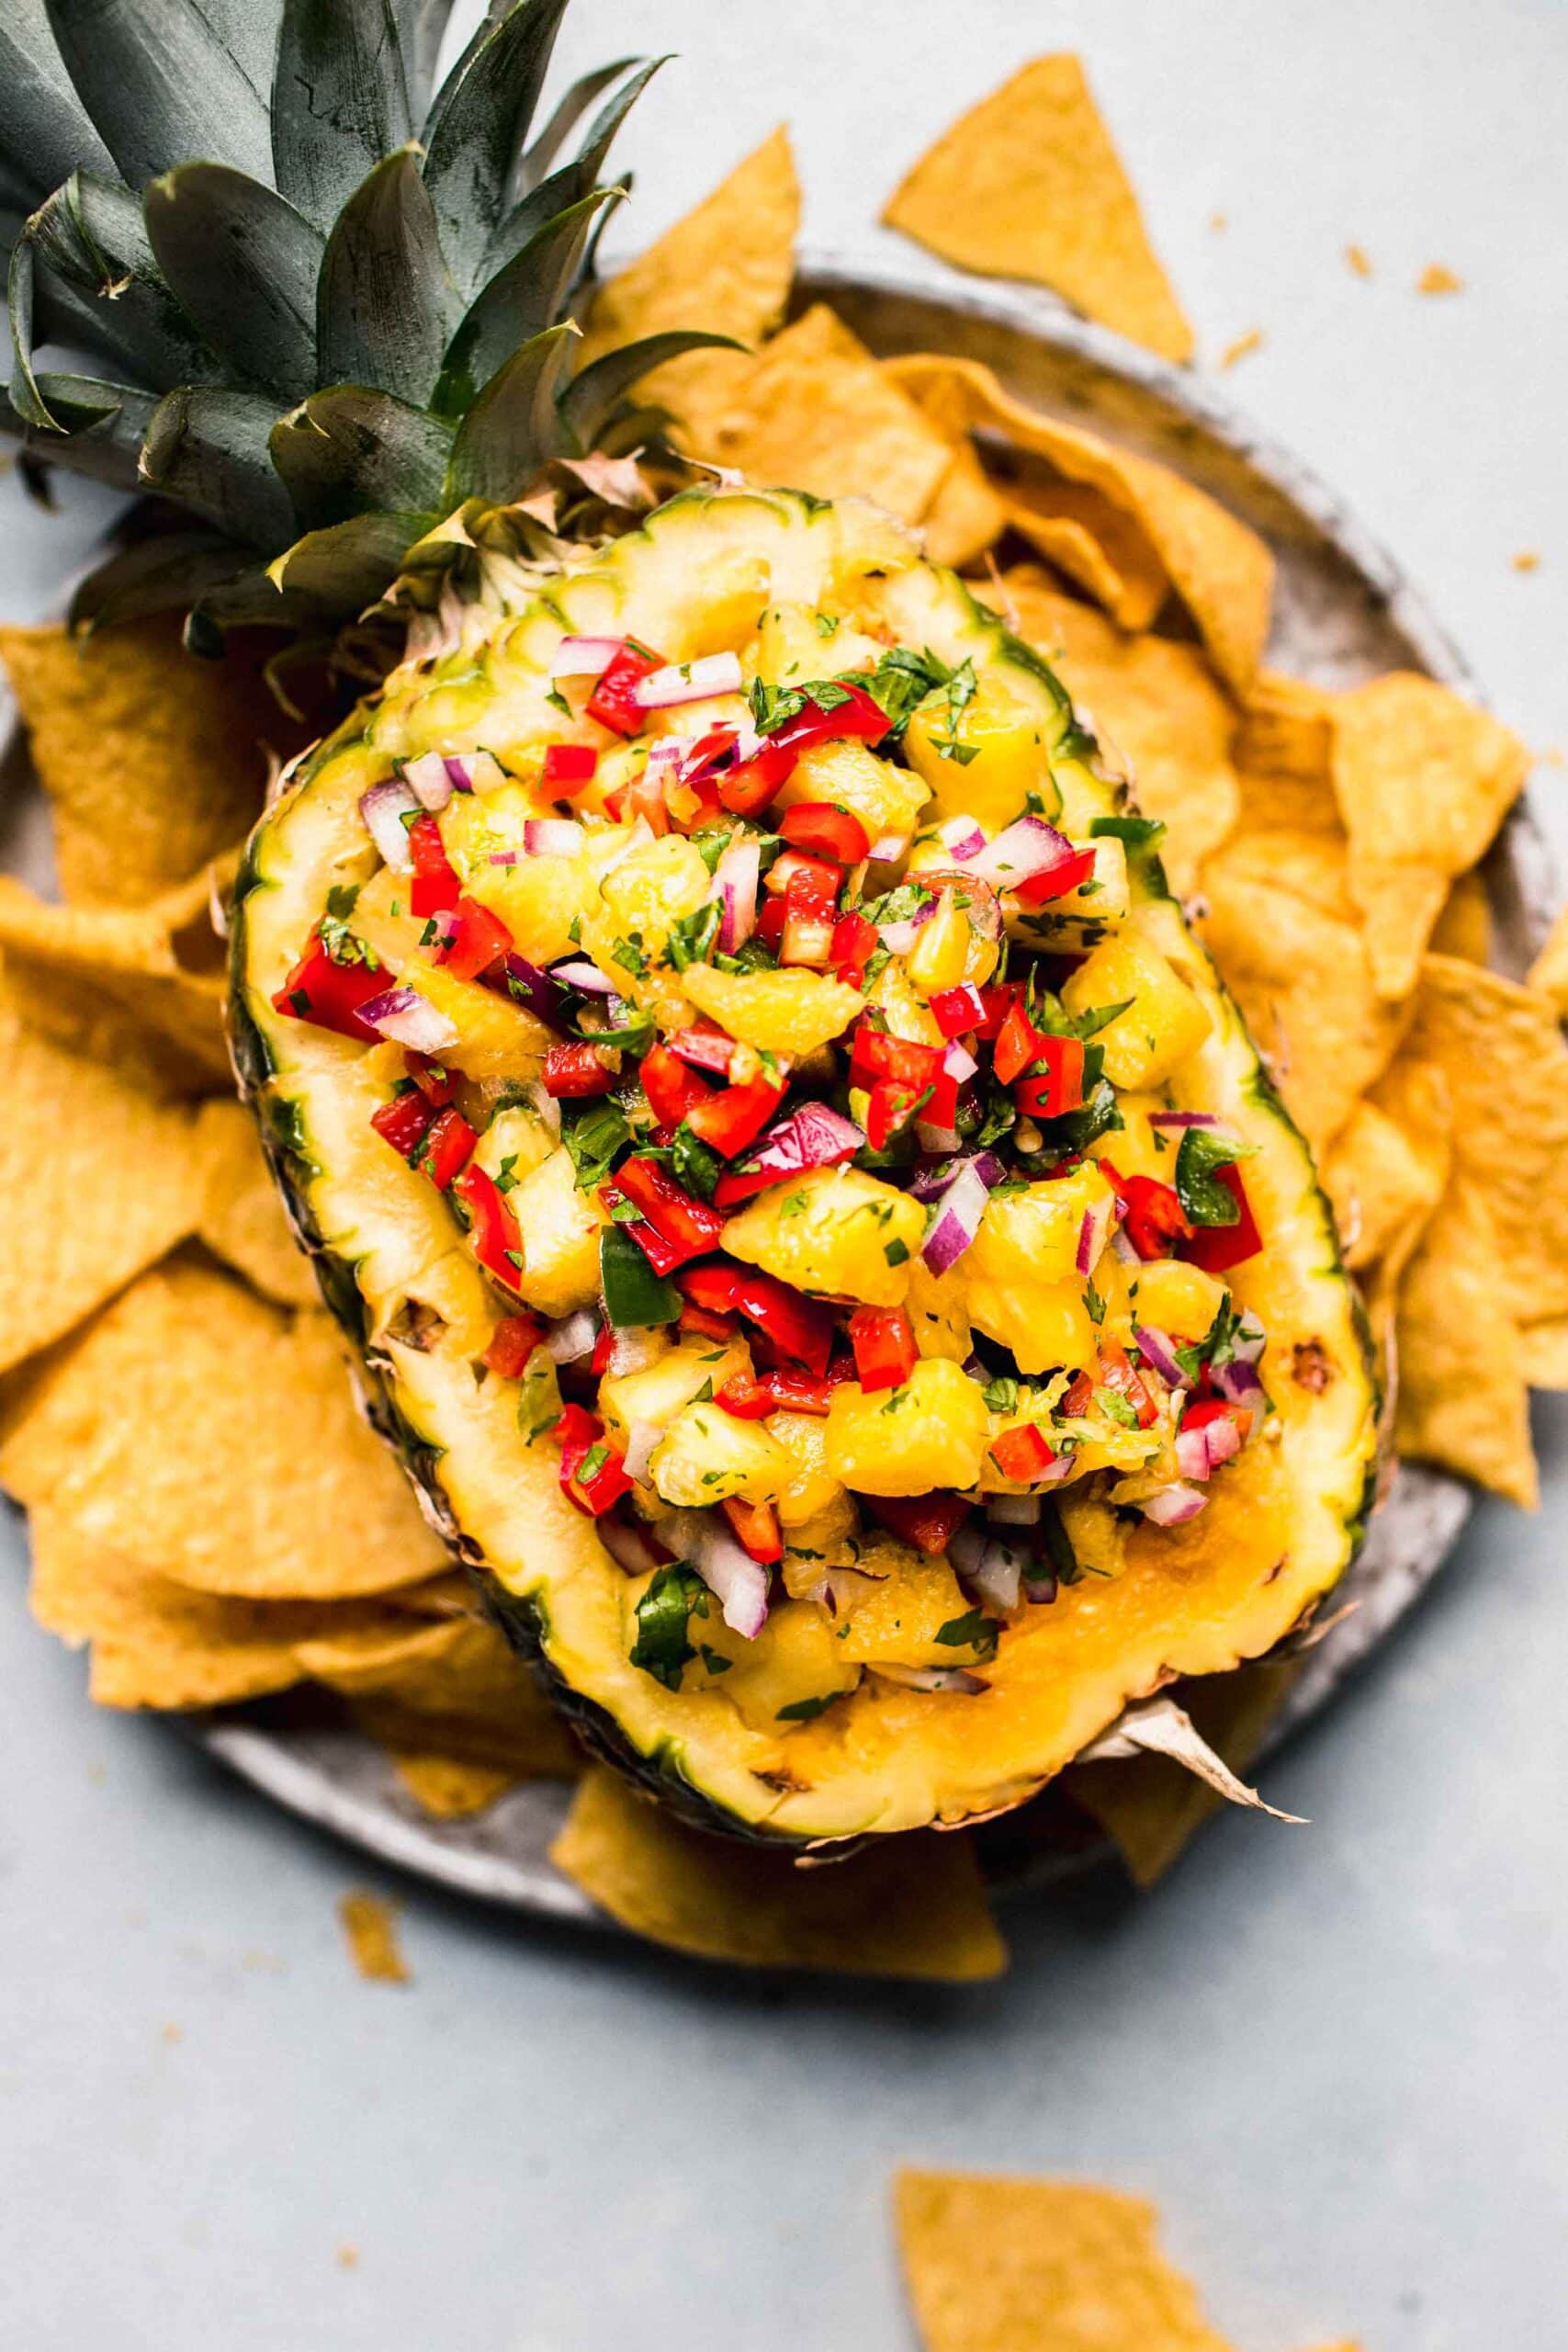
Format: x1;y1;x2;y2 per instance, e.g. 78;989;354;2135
4;5;1567;2346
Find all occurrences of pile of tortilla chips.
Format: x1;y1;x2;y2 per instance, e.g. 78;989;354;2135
2;55;1562;1963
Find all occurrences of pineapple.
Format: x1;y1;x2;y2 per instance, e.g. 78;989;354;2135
0;0;737;653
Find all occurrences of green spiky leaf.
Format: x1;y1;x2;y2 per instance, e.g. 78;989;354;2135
0;0;114;201
41;0;274;187
272;0;413;233
268;506;434;608
394;0;459;123
421;0;569;296
27;172;219;392
141;386;297;548
444;319;572;503
4;370;156;492
186;562;324;650
516;52;639;189
6;238;54;429
270;385;452;527
68;526;249;632
144;164;321;403
435;182;619;417
560;331;745;450
316;146;454;408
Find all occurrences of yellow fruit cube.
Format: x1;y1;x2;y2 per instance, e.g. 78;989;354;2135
467;1102;556;1196
774;736;930;843
722;1167;928;1306
764;1409;846;1526
780;1496;861;1592
1062;929;1212;1090
753;602;885;687
961;1165;1113;1376
1128;1258;1229;1343
506;1147;605;1317
678;965;863;1057
832;1548;984;1667
648;1403;789;1508
903;886;1000;993
597;1340;749;1454
695;1597;862;1731
904;1259;973;1363
1003;836;1130;952
404;960;549;1082
346;865;426;974
905;670;1059;828
825;1357;991;1495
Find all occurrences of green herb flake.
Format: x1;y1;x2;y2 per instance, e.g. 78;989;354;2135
629;1563;710;1691
934;1608;999;1661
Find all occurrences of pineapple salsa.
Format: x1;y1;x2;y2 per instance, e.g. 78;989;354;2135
267;492;1275;1727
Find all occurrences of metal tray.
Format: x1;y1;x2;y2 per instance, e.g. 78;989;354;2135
6;249;1555;1926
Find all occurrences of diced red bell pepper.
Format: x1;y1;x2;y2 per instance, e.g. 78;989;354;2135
1100;1161;1193;1261
608;1157;725;1265
848;1306;918;1391
1180;1162;1263;1272
590;1319;616;1374
684;1069;787;1159
1181;1395;1255;1443
435;894;513;984
600;1197;688;1277
972;982;1022;1042
1058;1371;1096;1419
765;847;842;913
1010;842;1098;908
716;1366;839;1419
717;681;891;815
622;761;671;837
556;1403;634;1516
640;1040;716;1129
483;1312;546;1378
665;1024;737;1077
848;1023;943;1094
542;743;598;794
720;1496;784;1564
416;1104;478;1192
272;933;387;1041
992;1001;1045;1087
778;801;872;865
929;982;987;1039
405;1050;457;1106
1096;1339;1160;1429
407;812;462;917
864;1077;927;1152
453;1162;523;1290
585;639;663;736
829;910;879;989
542;1041;617;1097
1014;1035;1086;1121
371;1089;435;1160
753;894;789;954
988;1422;1058;1483
867;1492;972;1557
677;1260;834;1377
680;1300;739;1343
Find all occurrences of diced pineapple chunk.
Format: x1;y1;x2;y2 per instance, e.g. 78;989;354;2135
695;1598;861;1731
597;1340;750;1455
468;1102;556;1196
404;961;550;1081
863;955;942;1045
753;601;883;688
961;1165;1113;1376
765;1410;846;1526
905;670;1060;828
1003;836;1129;952
506;1147;605;1317
1059;1489;1129;1579
904;1259;973;1363
780;1496;861;1592
1129;1257;1229;1341
832;1547;984;1667
1062;929;1211;1090
648;1403;789;1508
773;736;930;843
583;834;711;973
722;1167;928;1306
825;1357;990;1495
678;966;863;1057
348;865;425;975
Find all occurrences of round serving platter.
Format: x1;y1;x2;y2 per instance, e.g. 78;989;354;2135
4;250;1555;1927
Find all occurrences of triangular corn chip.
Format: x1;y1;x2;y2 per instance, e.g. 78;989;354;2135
1528;899;1568;1015
1394;1170;1536;1508
1003;477;1171;631
195;1098;320;1306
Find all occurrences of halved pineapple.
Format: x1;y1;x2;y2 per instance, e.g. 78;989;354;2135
232;488;1377;1846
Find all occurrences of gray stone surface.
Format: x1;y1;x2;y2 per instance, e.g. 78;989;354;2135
3;5;1566;2346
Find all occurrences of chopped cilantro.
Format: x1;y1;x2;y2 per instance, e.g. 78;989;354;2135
629;1563;710;1690
1175;1127;1258;1227
546;685;571;718
665;899;722;972
982;1374;1020;1416
1084;1278;1106;1326
776;1692;842;1722
885;1238;910;1266
697;1645;732;1677
561;1096;629;1190
813;612;840;639
934;1608;999;1661
671;1124;723;1202
611;934;648;978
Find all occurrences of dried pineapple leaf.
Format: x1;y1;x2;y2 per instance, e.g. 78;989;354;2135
1078;1696;1306;1823
549;1764;1006;1979
882;54;1194;362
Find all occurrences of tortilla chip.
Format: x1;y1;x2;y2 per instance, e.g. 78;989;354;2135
0;1256;448;1599
1201;822;1355;924
1237;670;1337;781
1527;900;1568;1015
921;443;1010;570
337;1890;409;1984
1404;956;1568;1326
1417;263;1463;295
1518;1318;1568;1388
1064;1657;1302;1888
895;2170;1235;2352
889;354;1272;691
580;126;799;422
998;571;1237;891
0;620;293;906
1428;868;1492;966
684;305;951;526
882;56;1193;363
550;1764;1006;1979
389;1750;517;1817
301;1611;582;1779
1199;865;1406;1157
1322;1078;1450;1272
1330;673;1529;999
1394;1171;1536;1508
0;967;205;1376
1002;480;1170;631
195;1098;320;1306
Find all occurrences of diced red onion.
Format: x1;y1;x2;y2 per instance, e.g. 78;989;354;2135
498;955;566;1027
402;751;456;812
942;1040;978;1085
606;1327;665;1378
359;778;420;869
622;1418;665;1485
1111;1227;1141;1265
668;1027;735;1075
1075;1193;1117;1277
1232;1311;1267;1364
1139;1482;1208;1526
735;1102;864;1190
545;1308;599;1364
525;1080;560;1136
876;895;940;956
1148;1110;1219;1130
489;850;518;866
955;814;1075;890
357;985;459;1053
1175;1426;1214;1482
934;814;987;861
711;835;760;954
549;957;616;994
921;1159;991;1274
1212;1358;1268;1413
868;1662;987;1694
1023;1572;1059;1606
869;832;911;862
633;651;744;709
524;818;581;857
987;1493;1041;1526
1134;1323;1190;1389
951;1521;1022;1613
1203;1411;1243;1469
550;634;620;679
445;752;505;794
692;1519;770;1638
598;1514;670;1577
909;1150;1006;1204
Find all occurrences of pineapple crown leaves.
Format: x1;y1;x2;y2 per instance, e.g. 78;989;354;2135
0;0;741;645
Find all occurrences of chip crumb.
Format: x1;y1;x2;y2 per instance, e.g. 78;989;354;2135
1345;243;1372;278
337;1890;410;1984
336;2245;359;2271
1512;549;1540;573
1416;263;1464;295
160;2022;184;2044
1219;327;1263;370
1209;209;1227;232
